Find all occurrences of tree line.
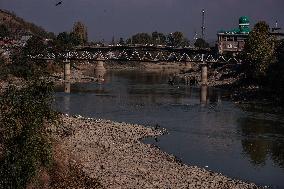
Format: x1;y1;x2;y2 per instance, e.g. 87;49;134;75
114;31;209;48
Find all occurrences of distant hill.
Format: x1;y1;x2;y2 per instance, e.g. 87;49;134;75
0;9;54;39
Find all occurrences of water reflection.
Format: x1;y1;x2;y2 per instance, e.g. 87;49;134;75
62;93;70;113
64;82;71;93
200;85;208;106
55;69;284;188
239;117;284;168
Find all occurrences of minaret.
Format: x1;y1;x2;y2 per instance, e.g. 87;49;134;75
201;9;205;39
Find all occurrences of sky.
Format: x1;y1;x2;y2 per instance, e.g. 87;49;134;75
0;0;283;43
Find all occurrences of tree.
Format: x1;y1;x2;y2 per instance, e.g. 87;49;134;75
23;36;47;56
0;24;10;38
53;32;80;52
194;38;209;48
69;32;81;46
266;39;284;102
9;36;50;78
57;32;71;45
167;31;189;47
119;37;125;45
72;21;88;45
0;80;57;189
130;33;152;45
243;21;276;81
151;31;166;45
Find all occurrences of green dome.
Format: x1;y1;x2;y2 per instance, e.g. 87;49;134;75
239;16;250;25
240;27;251;34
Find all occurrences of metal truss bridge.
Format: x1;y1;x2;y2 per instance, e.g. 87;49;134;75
28;46;241;63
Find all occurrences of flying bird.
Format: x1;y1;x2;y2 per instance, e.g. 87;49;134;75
55;1;63;6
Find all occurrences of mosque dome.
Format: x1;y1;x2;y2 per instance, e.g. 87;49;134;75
239;16;250;26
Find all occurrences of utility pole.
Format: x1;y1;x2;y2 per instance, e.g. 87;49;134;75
201;9;205;39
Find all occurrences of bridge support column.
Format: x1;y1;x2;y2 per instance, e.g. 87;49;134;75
185;62;192;70
201;64;208;86
64;59;71;81
95;60;106;82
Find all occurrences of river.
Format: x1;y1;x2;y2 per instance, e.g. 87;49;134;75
54;69;284;188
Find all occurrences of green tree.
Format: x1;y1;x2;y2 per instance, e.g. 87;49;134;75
167;31;189;47
130;33;152;45
9;36;49;79
69;32;81;46
0;80;57;189
53;32;80;52
23;36;47;56
0;24;10;38
119;37;125;45
73;21;88;45
266;39;284;102
194;38;209;48
151;31;166;45
243;21;276;81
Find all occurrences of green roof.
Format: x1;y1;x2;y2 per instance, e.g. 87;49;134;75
240;26;251;34
239;16;250;25
217;16;251;35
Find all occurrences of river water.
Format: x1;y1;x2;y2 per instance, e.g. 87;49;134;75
54;69;284;188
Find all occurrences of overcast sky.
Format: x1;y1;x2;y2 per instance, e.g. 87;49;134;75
0;0;283;42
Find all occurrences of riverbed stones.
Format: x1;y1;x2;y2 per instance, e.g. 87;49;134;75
50;115;260;189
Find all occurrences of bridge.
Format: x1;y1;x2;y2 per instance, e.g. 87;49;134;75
27;46;241;63
26;45;244;93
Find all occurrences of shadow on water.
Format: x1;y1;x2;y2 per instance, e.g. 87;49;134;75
54;69;284;189
238;117;284;169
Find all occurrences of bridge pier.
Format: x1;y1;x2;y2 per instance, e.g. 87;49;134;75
94;60;106;82
64;59;71;81
185;62;192;70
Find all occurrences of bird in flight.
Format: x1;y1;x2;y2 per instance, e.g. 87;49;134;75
55;1;63;6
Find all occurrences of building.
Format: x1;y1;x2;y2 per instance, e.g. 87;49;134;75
270;21;284;41
217;16;251;55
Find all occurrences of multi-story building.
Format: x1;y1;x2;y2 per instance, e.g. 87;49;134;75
217;16;251;55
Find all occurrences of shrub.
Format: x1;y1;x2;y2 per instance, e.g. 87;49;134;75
0;79;57;189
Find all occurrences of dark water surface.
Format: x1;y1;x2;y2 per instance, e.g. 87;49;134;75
54;70;284;188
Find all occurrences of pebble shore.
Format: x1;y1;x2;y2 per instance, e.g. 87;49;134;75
50;115;260;189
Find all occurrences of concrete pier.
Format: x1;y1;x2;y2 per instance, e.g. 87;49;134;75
95;60;106;82
64;59;71;81
185;62;192;70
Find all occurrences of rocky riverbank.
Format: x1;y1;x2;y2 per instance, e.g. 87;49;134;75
167;62;244;87
49;114;260;189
